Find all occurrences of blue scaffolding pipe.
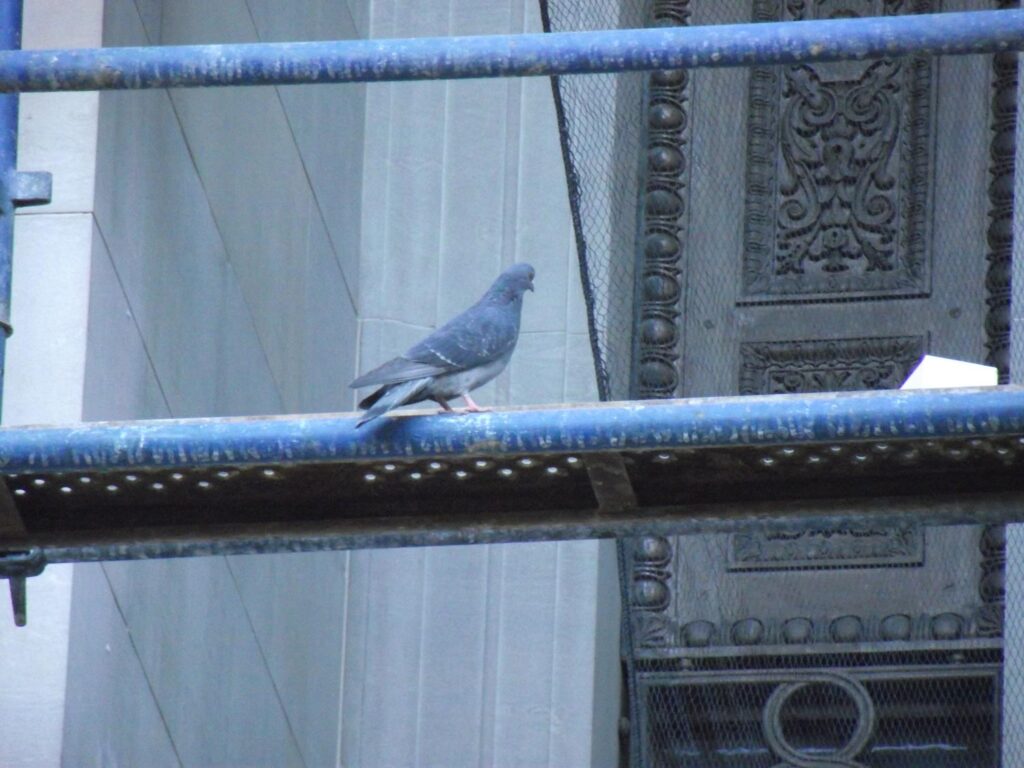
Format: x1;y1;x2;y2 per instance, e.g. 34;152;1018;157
0;10;1020;92
0;386;1021;572
0;0;48;426
0;0;19;407
0;387;1019;473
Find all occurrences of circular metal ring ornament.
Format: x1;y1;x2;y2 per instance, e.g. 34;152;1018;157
761;671;876;768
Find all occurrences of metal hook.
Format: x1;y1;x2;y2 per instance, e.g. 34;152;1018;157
0;478;44;625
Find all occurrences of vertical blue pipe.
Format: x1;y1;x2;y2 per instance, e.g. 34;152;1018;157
0;0;20;419
0;0;21;625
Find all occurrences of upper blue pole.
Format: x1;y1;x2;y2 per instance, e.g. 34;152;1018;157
0;10;1020;92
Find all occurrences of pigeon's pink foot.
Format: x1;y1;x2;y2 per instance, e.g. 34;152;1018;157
462;394;490;414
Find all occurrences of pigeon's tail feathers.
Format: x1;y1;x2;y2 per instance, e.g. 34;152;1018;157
350;357;450;389
356;378;429;428
357;386;386;411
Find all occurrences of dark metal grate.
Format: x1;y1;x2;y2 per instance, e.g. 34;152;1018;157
640;660;1001;767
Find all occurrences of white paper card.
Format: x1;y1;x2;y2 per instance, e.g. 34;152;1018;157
900;355;999;390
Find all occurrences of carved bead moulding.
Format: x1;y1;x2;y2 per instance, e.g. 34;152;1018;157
738;334;926;395
984;19;1018;380
742;0;935;302
977;524;1006;637
631;534;673;613
632;0;692;399
634;608;995;652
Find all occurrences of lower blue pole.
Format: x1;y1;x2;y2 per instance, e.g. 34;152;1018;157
0;387;1020;473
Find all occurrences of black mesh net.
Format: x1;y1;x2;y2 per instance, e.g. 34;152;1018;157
542;0;1019;765
539;0;648;400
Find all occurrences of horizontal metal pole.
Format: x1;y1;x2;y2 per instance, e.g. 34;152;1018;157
2;388;1024;565
0;386;1020;473
33;493;1024;565
0;10;1021;92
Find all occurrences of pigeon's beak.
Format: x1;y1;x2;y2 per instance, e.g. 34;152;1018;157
528;280;535;292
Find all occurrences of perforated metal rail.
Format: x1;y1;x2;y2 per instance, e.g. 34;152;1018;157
0;388;1020;563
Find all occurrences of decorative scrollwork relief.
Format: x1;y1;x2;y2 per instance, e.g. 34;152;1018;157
739;335;926;395
729;523;923;570
743;0;934;301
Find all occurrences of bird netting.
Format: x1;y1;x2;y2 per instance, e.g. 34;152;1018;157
541;0;1021;765
539;0;648;401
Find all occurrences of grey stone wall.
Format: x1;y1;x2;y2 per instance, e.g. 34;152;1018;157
63;0;366;764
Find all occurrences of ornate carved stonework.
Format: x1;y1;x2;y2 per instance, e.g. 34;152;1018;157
738;335;926;395
984;0;1019;382
976;524;1005;638
729;524;923;571
630;535;675;647
742;0;935;302
631;0;692;398
635;608;987;651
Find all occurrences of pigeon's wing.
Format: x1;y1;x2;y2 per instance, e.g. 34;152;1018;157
349;357;450;389
406;303;519;372
350;303;520;389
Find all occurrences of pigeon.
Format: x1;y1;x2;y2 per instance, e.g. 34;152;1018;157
350;263;535;427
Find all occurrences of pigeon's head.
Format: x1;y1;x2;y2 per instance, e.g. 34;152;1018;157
488;263;535;302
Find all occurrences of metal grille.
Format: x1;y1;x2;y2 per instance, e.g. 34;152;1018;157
640;661;1001;767
542;0;1019;765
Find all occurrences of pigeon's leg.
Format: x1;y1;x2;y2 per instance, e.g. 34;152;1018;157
435;398;454;415
462;394;491;413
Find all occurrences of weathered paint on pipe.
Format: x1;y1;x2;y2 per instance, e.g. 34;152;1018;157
0;10;1021;92
0;387;1021;473
0;0;21;422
